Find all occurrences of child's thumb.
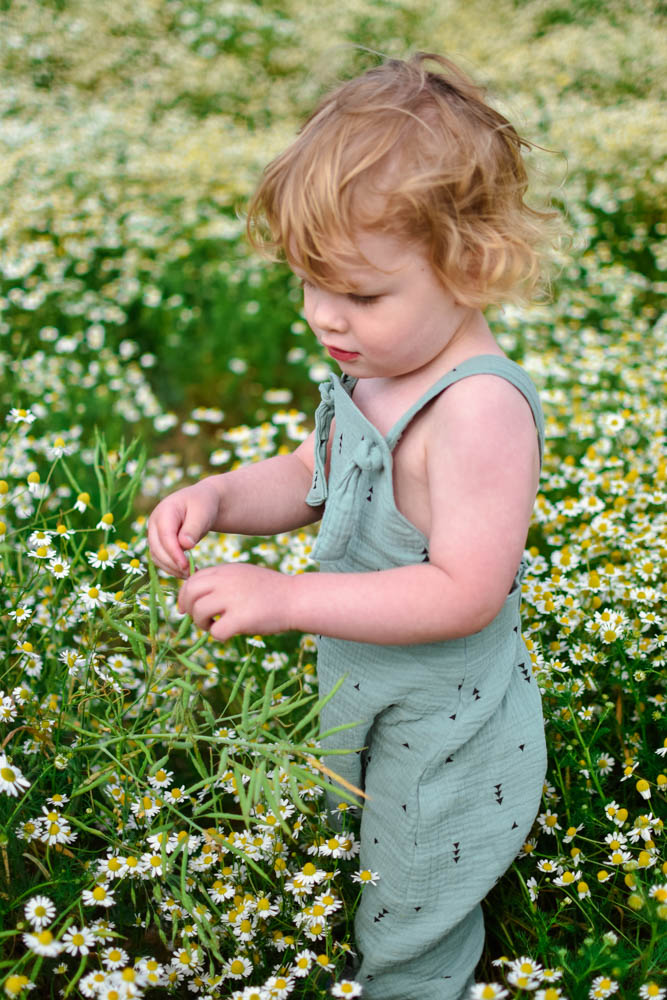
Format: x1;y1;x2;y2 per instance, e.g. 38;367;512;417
178;521;201;549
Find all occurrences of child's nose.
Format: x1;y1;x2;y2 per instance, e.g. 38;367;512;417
309;290;348;333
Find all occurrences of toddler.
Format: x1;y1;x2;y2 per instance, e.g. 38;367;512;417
148;52;555;1000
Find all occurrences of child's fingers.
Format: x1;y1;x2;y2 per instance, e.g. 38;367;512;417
178;575;221;626
148;510;189;577
177;504;215;552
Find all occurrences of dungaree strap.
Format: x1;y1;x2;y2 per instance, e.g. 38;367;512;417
385;354;545;467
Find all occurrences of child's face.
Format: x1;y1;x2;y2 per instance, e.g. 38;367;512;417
294;231;471;381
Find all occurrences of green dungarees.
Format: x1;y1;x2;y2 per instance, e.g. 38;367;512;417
306;355;547;1000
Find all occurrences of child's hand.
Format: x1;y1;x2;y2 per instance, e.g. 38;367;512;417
147;482;221;578
177;563;293;641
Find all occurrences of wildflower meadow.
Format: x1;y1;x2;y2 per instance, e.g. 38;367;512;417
0;1;665;998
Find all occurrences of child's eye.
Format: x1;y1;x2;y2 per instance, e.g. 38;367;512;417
348;293;379;307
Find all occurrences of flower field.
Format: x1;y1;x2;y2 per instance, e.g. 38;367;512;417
0;1;665;998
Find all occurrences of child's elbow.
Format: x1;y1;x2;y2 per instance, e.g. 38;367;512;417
449;576;517;638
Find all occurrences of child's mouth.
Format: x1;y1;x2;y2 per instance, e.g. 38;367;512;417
327;347;360;362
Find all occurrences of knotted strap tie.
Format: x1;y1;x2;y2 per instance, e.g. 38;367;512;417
305;380;336;506
312;437;384;561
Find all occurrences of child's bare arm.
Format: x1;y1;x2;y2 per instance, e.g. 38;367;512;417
178;376;541;642
148;433;321;578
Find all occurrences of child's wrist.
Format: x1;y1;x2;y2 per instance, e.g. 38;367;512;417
281;570;308;634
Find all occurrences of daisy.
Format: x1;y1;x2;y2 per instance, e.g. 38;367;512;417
293;862;328;888
147;767;173;789
351;869;380;886
331;983;363;998
79;584;108;610
589;977;619;998
81;883;115;907
46;435;76;459
264;973;294;998
253;895;280;919
8;407;36;424
88;919;116;944
139;852;164;877
101;946;130;970
79;970;109;997
3;975;34;998
22;928;62;957
7;606;33;623
240;988;268;1000
86;547;117;569
639;985;666;999
468;985;510;999
98;854;126;880
537;860;562;875
0;754;31;796
208;881;236;908
596;755;615;774
24;895;56;928
507;956;543;980
291;949;316;977
314;890;342;914
46;792;69;807
121;557;144;576
40;809;77;846
62;924;95;956
226;956;253;979
28;541;54;560
535;989;567;1000
0;696;17;722
537;810;561;835
553;870;581;888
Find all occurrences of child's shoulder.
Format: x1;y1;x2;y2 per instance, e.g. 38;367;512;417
425;361;540;467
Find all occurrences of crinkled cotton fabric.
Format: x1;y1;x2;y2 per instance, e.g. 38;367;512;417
306;355;547;1000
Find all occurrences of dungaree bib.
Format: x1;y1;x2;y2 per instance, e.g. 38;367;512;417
305;355;547;1000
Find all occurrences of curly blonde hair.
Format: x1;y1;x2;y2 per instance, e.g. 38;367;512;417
247;52;557;307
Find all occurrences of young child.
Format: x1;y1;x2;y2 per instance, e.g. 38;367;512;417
148;52;554;1000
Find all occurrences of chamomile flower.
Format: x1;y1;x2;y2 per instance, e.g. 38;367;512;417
351;869;380;886
639;984;666;999
264;973;294;998
589;977;619;998
3;975;35;998
0;754;30;796
22;929;62;957
24;895;56;929
78;584;108;610
47;556;71;578
79;970;109;997
120;555;143;577
225;956;253;979
291;949;316;977
7;605;32;624
0;696;17;722
81;883;115;907
86;546;117;569
101;946;130;970
62;924;95;956
331;983;363;998
7;408;36;424
468;985;510;999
